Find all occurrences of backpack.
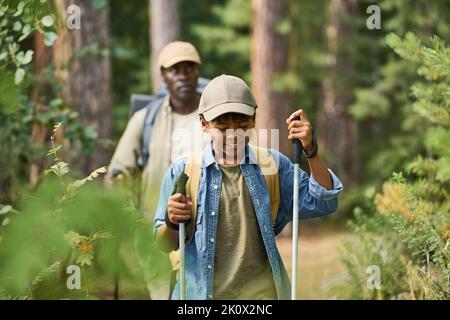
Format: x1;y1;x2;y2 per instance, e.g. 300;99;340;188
129;77;210;169
168;145;280;272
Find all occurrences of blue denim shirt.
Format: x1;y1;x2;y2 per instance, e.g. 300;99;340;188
154;142;343;300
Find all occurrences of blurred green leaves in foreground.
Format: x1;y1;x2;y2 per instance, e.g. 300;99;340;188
0;125;169;299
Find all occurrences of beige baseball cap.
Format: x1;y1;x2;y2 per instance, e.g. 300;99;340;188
158;41;202;69
199;74;257;121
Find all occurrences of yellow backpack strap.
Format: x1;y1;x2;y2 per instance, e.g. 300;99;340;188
168;251;180;271
249;145;280;225
184;152;202;239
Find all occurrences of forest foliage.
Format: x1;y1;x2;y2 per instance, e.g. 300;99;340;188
0;0;448;299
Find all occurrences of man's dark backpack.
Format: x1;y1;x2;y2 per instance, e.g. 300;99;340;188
129;77;209;170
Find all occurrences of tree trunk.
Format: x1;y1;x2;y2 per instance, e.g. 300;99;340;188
251;0;290;156
149;0;180;92
54;0;113;174
251;0;291;237
29;32;54;185
318;0;359;187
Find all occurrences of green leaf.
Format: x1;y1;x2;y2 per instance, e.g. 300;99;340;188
0;5;8;17
13;21;22;32
41;15;54;27
92;0;106;10
0;205;12;215
95;167;107;174
93;231;112;240
0;51;7;61
14;2;25;17
276;19;292;35
76;252;93;266
18;24;32;41
50;98;63;108
8;43;19;54
14;68;25;85
47;145;62;156
31;262;61;287
16;50;33;65
50;161;70;177
83;126;98;140
43;31;57;46
2;217;10;226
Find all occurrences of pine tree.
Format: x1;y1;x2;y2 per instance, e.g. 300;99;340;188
340;33;449;300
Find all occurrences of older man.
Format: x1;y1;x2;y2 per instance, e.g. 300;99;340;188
107;41;208;299
108;41;207;221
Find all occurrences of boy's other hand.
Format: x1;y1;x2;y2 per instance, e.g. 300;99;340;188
167;193;192;225
286;109;313;153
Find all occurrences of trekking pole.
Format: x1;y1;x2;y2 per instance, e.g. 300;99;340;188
291;116;302;300
175;173;189;300
179;222;186;300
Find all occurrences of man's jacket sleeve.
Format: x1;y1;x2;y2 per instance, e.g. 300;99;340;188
107;108;146;175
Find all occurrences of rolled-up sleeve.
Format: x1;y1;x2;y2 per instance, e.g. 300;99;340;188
308;169;343;201
271;150;344;234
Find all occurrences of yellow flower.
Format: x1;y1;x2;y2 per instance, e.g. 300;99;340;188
375;183;414;220
78;242;93;253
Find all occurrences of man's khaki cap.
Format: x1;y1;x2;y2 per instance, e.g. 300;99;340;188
158;41;202;69
199;74;257;121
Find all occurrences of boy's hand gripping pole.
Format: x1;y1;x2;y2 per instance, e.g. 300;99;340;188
291;116;302;300
175;173;189;300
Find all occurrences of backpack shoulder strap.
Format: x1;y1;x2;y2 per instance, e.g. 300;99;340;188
138;96;165;169
248;145;280;224
184;152;202;239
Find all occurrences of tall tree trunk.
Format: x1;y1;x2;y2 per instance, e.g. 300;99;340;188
149;0;180;92
318;0;359;187
29;32;54;185
54;0;113;174
251;0;291;237
251;0;290;156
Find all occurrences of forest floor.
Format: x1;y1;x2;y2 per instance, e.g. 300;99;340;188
276;224;355;299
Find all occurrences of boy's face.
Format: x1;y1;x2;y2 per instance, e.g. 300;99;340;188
201;113;255;164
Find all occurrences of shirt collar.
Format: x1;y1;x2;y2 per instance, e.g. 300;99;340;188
162;95;171;115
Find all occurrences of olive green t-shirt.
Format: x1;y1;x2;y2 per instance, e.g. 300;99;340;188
213;165;277;300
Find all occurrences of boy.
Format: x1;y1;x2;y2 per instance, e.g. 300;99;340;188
154;75;343;300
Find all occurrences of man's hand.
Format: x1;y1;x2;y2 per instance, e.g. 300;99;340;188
286;109;313;154
167;193;192;225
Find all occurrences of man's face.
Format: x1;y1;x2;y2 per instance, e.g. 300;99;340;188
161;61;199;102
201;114;255;164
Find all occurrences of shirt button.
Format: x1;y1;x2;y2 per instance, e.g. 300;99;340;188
207;265;212;270
210;238;215;243
210;211;215;216
213;185;218;190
